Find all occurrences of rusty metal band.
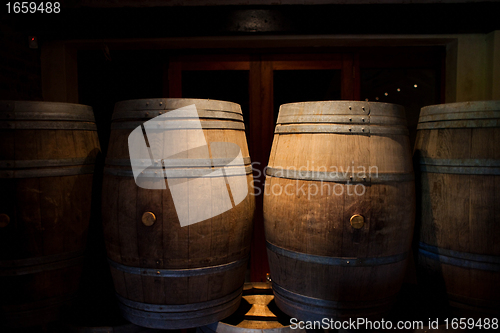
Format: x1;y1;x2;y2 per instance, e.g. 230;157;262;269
108;257;247;277
114;99;242;114
272;283;396;314
420;101;500;116
420;158;500;167
116;287;242;314
112;110;243;121
420;166;500;175
279;104;369;118
0;157;96;169
267;242;408;267
275;124;408;135
265;167;414;183
0;165;95;179
1;121;97;131
111;120;245;130
105;157;251;168
0;110;95;122
0;255;85;276
418;111;500;123
418;242;500;272
279;101;405;118
116;288;242;329
447;292;500;311
104;164;252;178
419;158;500;175
417;119;500;130
277;115;406;126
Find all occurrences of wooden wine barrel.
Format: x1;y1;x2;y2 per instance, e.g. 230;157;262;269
414;100;500;314
197;283;306;333
264;101;415;321
102;98;255;329
0;101;100;327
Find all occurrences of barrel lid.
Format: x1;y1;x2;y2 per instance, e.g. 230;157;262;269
277;101;405;124
419;100;500;119
418;100;500;129
0;100;95;122
420;100;500;116
113;98;242;115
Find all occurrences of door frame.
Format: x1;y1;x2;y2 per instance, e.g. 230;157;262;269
41;39;445;282
166;52;359;281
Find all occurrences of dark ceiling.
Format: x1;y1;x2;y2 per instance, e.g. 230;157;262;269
2;3;500;40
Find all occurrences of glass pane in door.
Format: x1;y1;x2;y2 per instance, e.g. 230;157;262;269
361;68;441;148
182;70;250;135
273;70;341;124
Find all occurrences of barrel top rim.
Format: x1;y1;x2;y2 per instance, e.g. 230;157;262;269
420;100;500;114
278;100;406;118
279;100;405;108
114;98;242;112
115;98;241;105
0;100;93;110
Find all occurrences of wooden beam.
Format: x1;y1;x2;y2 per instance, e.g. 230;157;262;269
181;61;250;71
174;54;251;71
272;60;342;70
270;53;342;70
162;60;169;98
260;60;275;160
440;47;447;104
353;53;361;101
168;56;182;98
41;41;78;103
487;30;500;100
248;56;262;176
341;53;355;100
248;55;273;282
454;35;489;102
68;1;496;8
64;35;457;51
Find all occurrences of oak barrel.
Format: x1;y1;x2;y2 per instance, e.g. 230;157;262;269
264;101;415;320
102;98;255;329
0;101;100;327
414;100;500;314
197;283;306;333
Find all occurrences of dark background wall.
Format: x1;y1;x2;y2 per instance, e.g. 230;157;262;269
0;1;498;330
0;17;42;100
1;2;499;101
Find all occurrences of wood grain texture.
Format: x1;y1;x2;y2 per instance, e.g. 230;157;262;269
41;42;78;103
168;57;182;98
415;101;500;314
102;99;255;327
264;101;415;320
248;56;273;282
0;101;100;327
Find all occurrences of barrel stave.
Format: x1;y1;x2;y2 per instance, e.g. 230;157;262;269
415;100;500;314
265;101;415;320
0;101;99;327
102;98;254;328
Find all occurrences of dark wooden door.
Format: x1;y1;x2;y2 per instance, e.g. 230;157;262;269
166;53;357;281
